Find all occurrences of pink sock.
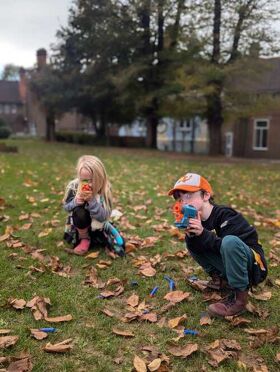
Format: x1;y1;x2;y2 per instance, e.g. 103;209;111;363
74;239;90;254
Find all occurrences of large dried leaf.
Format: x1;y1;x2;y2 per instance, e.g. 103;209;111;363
168;314;187;329
238;353;269;372
168;343;198;358
7;356;33;372
45;314;73;323
112;327;135;337
147;358;162;371
8;298;26;310
86;251;100;259
133;355;147;372
0;329;11;335
26;296;50;320
0;336;19;349
140;313;158;323
200;313;213;326
164;291;190;304
250;290;272;301
30;329;48;340
126;294;139;308
43;338;73;353
246;301;270;319
139;262;156;277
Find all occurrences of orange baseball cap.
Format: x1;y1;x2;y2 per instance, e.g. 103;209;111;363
168;173;213;196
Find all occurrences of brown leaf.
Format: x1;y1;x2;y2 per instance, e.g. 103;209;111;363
133;355;147;372
8;298;26;310
168;314;187;329
238;353;269;372
7;356;33;372
225;316;251;327
140;313;158;323
276;353;280;362
112;327;135;337
0;336;19;349
43;339;73;353
126;294;139;308
45;314;73;323
30;329;48;340
102;308;115;317
0;329;11;335
246;301;270;319
0;233;10;242
26;296;50;320
86;251;100;259
250;290;272;301
168;343;198;358
139;262;156;277
147;358;162;371
164;291;191;304
200;313;213;326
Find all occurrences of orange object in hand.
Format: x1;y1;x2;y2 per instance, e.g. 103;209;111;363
172;201;183;223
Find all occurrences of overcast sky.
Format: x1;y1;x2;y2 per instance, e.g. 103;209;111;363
0;0;72;71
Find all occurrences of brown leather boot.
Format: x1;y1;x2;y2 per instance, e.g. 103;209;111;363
206;273;230;291
207;290;248;317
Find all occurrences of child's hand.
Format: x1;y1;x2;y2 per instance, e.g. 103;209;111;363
75;194;84;205
81;191;93;202
186;212;203;236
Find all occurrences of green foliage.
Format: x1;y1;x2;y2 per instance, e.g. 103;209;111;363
1;64;20;80
0;118;11;138
55;131;106;145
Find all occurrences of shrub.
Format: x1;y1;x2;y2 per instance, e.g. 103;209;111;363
55;131;107;146
0;119;11;139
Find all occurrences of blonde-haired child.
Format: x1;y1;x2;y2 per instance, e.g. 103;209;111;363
63;155;114;255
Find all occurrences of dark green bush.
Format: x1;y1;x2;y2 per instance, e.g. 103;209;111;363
55;131;107;146
0;119;11;139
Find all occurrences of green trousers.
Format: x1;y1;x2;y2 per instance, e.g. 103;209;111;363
188;235;254;291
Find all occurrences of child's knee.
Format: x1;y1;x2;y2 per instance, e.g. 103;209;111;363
221;235;242;254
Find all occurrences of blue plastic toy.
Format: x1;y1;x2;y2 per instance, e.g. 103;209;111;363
103;221;125;256
164;275;176;291
149;286;159;297
39;328;57;333
184;329;199;336
174;204;197;229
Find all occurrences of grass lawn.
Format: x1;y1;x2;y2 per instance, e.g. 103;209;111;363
0;139;279;372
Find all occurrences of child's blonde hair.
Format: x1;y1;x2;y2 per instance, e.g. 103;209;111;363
63;155;112;213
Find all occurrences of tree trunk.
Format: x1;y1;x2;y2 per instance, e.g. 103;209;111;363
145;109;158;148
206;87;223;155
46;112;55;142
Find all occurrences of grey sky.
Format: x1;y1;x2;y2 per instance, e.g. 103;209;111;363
0;0;72;70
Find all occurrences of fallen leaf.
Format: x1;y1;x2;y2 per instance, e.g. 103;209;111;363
7;356;33;372
30;329;48;340
168;343;198;358
140;313;158;323
45;314;73;323
0;336;19;349
8;298;26;310
139;262;156;277
0;233;10;242
225;316;251;327
134;355;147;372
164;291;191;304
43;338;73;353
200;313;213;326
168;314;187;329
0;329;11;335
112;327;135;337
26;296;50;320
126;294;139;308
147;358;162;371
86;251;100;259
250;290;272;301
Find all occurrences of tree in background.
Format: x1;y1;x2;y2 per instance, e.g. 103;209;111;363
1;64;20;81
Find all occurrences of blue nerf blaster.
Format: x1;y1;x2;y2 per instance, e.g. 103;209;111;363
103;221;125;257
173;203;197;229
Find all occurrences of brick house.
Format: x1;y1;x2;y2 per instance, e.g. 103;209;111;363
225;57;280;159
0;79;28;134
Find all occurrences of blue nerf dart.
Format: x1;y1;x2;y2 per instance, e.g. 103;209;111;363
39;328;57;333
183;329;199;336
149;286;159;297
164;275;176;291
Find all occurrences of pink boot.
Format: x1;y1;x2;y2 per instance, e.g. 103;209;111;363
74;239;90;255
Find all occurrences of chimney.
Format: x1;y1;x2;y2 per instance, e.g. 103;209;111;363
36;48;47;70
19;67;27;103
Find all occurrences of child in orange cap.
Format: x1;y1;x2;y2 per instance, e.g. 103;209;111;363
168;173;267;318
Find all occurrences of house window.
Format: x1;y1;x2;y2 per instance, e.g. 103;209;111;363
179;119;192;132
4;104;10;114
253;119;269;150
11;105;17;114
